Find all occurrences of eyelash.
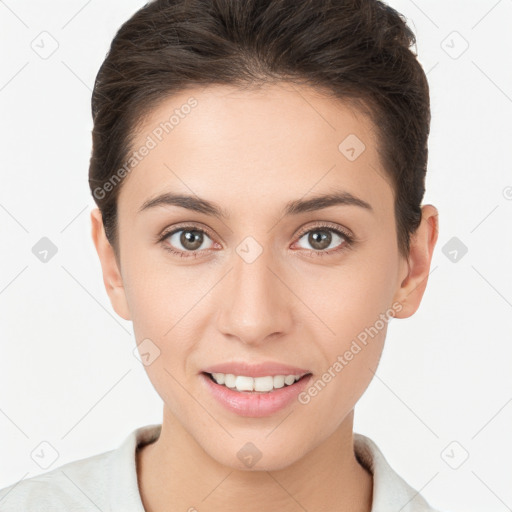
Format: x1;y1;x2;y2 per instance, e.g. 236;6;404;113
157;222;355;259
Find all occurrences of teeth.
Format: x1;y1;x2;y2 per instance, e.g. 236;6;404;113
273;375;285;388
210;372;304;393
284;375;296;386
224;374;236;388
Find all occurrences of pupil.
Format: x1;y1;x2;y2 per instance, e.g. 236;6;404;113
310;230;331;250
181;230;203;250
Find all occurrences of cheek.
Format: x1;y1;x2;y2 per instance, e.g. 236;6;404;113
303;248;399;345
297;283;392;430
298;245;398;405
124;260;202;414
123;254;214;374
122;246;194;331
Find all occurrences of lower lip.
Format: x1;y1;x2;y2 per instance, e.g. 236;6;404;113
200;372;313;418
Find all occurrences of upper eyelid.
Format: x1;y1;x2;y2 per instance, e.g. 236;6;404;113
161;222;215;240
295;222;352;239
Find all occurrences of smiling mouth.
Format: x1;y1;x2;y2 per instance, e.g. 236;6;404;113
203;371;312;394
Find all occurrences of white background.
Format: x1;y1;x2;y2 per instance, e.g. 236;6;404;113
1;1;511;511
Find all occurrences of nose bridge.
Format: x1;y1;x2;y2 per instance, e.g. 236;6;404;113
216;241;292;345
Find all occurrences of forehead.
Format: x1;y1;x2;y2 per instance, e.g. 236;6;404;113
117;82;393;221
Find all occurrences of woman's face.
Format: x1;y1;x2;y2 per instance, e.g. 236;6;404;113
96;83;416;470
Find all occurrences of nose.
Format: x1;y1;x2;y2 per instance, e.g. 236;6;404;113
215;246;294;346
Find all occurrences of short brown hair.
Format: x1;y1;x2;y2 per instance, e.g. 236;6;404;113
89;0;430;259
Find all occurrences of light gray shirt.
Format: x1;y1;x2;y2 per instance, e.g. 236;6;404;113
0;424;441;511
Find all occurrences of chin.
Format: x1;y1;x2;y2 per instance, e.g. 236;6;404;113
201;433;312;472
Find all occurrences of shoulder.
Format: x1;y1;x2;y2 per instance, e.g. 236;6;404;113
0;423;161;512
354;433;443;512
0;449;114;512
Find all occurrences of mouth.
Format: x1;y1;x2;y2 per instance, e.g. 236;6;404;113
200;369;314;417
202;371;312;394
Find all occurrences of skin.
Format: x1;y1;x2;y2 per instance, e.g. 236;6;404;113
91;82;439;512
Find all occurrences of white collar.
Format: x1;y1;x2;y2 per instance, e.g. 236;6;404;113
354;433;439;511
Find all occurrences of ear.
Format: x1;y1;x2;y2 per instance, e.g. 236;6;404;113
90;208;132;321
393;204;439;319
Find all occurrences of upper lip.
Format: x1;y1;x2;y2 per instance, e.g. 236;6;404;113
202;361;311;378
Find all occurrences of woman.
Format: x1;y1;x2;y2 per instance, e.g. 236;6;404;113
0;0;440;510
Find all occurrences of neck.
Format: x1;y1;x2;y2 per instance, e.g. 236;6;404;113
137;407;373;512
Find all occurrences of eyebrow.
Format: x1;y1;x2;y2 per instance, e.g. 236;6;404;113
138;190;373;219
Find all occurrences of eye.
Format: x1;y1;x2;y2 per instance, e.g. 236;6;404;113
293;223;354;256
158;225;216;258
157;222;355;259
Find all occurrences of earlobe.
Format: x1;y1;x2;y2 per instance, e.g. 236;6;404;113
90;208;132;321
393;204;439;319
